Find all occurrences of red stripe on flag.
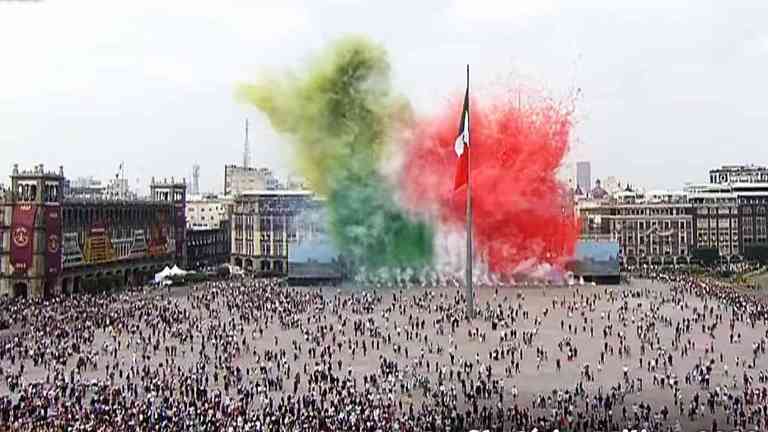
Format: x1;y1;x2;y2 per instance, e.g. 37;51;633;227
454;148;468;190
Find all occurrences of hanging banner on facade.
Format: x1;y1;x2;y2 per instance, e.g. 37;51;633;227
10;204;37;274
44;205;62;284
83;222;116;264
175;203;185;258
62;232;84;268
148;224;168;257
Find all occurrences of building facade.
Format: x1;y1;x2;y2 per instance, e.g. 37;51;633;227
0;165;186;298
577;164;768;264
186;195;230;230
608;203;694;265
709;164;768;184
224;165;279;196
687;182;768;258
578;198;694;265
187;220;231;269
230;190;315;275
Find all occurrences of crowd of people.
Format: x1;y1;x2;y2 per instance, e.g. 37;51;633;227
1;271;768;431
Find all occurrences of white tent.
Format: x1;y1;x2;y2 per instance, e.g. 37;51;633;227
169;265;188;276
154;266;173;283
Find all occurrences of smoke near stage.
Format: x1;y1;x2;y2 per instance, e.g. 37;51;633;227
239;35;579;279
401;92;580;276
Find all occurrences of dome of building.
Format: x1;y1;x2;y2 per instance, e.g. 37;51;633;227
591;179;608;199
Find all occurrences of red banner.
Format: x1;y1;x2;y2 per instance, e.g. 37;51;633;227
44;205;62;284
10;205;37;274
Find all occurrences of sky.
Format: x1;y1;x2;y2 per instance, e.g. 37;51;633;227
1;0;767;193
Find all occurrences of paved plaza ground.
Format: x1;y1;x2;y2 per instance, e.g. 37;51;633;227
1;277;767;430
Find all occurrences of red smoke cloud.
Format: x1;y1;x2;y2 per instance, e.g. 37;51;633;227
401;93;579;275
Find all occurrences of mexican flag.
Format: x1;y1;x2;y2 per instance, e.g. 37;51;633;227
453;82;469;190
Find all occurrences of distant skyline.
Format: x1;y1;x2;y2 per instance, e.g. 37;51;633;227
2;0;768;193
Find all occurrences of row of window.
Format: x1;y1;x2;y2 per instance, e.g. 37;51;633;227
233;241;284;257
187;206;224;212
623;248;688;257
616;208;689;216
63;206;172;227
619;236;687;244
614;220;688;230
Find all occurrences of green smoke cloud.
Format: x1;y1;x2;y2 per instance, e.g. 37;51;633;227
238;35;433;270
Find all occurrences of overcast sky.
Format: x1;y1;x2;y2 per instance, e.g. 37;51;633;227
1;0;767;193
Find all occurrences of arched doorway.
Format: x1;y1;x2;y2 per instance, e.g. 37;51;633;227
13;282;28;299
73;276;81;294
273;260;284;274
261;260;270;272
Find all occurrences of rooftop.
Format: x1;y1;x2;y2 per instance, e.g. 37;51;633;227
240;190;314;197
712;164;767;172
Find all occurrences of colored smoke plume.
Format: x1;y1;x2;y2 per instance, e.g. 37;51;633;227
401;92;579;275
238;35;434;270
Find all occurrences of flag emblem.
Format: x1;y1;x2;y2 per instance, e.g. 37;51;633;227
13;227;29;248
48;234;60;253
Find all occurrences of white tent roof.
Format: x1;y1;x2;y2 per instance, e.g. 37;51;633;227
169;265;187;276
154;266;173;283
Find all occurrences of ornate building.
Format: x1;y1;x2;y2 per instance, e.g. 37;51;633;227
0;165;186;298
230;190;316;275
577;192;694;265
577;164;768;265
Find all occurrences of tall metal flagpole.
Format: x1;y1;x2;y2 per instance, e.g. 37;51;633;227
465;64;474;320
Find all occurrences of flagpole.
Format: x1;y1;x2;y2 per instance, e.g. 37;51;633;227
465;64;474;320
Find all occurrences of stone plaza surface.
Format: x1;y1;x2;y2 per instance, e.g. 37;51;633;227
1;277;765;431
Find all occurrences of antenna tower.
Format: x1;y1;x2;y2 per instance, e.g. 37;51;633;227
192;164;200;195
243;118;250;168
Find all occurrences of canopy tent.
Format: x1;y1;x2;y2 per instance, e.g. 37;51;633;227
169;265;188;276
154;267;173;283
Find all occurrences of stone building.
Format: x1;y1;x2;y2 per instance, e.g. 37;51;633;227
0;165;186;298
578;195;694;266
687;182;768;258
230;190;315;275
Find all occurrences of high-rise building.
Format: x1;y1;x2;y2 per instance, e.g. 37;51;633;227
576;161;591;195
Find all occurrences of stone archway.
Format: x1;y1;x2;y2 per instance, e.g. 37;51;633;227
13;282;28;299
234;257;243;268
73;276;82;294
